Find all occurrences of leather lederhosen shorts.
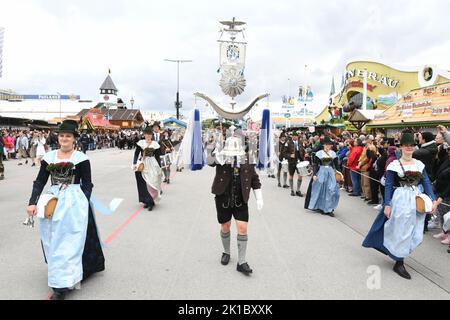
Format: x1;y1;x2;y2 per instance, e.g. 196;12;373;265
215;194;249;224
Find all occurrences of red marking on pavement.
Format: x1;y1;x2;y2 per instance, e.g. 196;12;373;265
104;170;179;245
104;207;143;245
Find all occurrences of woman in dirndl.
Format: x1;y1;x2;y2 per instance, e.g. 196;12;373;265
304;136;340;217
363;131;438;279
26;120;105;300
133;126;163;211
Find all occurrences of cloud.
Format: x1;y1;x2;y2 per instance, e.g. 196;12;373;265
1;0;449;116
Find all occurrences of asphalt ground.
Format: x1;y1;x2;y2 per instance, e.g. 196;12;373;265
0;148;449;299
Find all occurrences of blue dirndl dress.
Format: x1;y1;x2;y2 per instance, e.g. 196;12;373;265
362;159;436;261
307;150;340;213
30;150;105;289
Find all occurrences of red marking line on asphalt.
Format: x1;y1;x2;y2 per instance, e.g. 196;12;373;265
104;169;179;245
104;206;144;245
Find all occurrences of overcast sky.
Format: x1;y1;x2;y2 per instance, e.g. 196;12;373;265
1;0;450;115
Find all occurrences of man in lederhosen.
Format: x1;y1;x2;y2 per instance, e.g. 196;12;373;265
287;132;305;197
207;129;264;275
277;132;289;188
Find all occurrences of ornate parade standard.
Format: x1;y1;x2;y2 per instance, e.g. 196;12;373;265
188;18;267;276
194;17;269;120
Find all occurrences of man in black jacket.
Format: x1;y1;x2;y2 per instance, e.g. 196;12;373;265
368;139;388;205
413;131;438;232
286;132;305;197
79;131;91;154
413;132;438;181
277;133;289;188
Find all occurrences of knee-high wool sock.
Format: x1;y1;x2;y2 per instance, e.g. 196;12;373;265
221;231;231;254
237;234;248;265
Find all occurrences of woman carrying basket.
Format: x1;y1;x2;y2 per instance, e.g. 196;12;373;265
363;131;438;279
133;126;163;211
26;120;105;300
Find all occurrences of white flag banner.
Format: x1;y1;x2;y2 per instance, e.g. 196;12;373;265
219;41;246;71
0;27;4;77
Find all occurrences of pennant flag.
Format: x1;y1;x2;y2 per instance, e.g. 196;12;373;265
191;109;205;170
0;27;4;78
257;109;271;170
180;109;205;171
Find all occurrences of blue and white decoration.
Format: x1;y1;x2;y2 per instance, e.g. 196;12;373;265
180;109;205;171
258;109;272;170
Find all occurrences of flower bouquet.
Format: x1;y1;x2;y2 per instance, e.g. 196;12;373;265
404;170;422;183
47;162;75;188
46;162;75;174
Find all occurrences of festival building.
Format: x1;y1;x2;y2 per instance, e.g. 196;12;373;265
333;60;450;111
315;60;450;133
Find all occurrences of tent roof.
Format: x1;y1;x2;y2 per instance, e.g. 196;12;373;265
77;108;143;121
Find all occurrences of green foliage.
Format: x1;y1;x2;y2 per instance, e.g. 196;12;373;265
46;162;74;173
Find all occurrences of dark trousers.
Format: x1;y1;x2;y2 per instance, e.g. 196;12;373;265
0;153;4;175
424;214;431;232
369;169;380;204
343;166;352;191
